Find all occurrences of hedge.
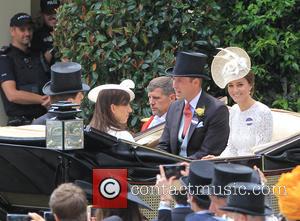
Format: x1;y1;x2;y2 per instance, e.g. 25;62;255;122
54;0;300;130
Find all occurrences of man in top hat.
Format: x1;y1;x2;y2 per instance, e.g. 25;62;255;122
180;161;221;221
220;182;273;221
31;62;90;125
158;51;229;159
141;76;176;131
31;0;60;65
206;163;260;217
0;13;50;126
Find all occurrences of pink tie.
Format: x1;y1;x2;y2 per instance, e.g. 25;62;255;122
182;103;192;138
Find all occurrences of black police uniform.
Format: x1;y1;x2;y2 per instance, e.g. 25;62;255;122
0;45;50;126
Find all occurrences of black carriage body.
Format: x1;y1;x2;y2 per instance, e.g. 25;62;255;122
0;128;299;219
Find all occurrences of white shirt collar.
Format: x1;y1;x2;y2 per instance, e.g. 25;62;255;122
154;112;167;121
185;90;202;111
195;210;211;215
149;113;167;128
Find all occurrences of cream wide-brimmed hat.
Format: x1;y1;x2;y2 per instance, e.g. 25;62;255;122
88;79;135;103
211;47;251;89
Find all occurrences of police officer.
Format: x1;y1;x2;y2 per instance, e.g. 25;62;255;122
0;13;50;126
31;0;60;65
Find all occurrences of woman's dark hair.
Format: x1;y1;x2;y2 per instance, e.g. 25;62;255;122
89;89;130;132
244;71;255;96
96;201;144;221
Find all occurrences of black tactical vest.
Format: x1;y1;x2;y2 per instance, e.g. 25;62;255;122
0;45;50;118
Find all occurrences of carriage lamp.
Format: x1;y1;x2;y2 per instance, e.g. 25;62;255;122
46;101;84;150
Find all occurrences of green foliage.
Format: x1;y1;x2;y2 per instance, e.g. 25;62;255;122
54;0;300;130
223;0;300;110
54;0;223;129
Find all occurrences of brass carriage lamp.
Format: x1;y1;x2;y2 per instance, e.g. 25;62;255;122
46;101;84;150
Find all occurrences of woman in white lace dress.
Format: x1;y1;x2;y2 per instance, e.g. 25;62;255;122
88;80;135;142
211;47;273;157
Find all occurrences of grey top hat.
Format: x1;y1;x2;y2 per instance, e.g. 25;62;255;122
166;51;210;79
204;163;254;197
43;62;90;96
180;161;214;208
220;182;273;216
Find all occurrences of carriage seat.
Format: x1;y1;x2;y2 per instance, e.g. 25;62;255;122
271;109;300;141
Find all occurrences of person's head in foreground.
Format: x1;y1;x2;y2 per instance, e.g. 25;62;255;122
166;51;209;101
49;183;87;221
207;163;258;217
220;182;273;221
95;184;151;221
180;160;214;212
40;0;60;28
88;79;135;132
42;62;90;104
10;13;34;49
212;47;255;110
274;165;300;221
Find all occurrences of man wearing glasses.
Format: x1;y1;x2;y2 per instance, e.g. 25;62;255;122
0;13;50;126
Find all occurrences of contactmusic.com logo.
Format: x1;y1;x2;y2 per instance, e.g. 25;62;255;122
93;169;128;208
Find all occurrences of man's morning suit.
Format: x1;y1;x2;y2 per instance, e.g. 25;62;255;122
159;91;229;159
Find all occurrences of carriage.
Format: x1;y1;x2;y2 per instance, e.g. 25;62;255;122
0;109;299;220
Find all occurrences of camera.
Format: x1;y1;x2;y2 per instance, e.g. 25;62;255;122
7;214;30;221
162;164;185;179
44;211;55;221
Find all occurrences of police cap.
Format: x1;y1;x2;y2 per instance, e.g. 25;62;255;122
40;0;60;14
10;13;33;27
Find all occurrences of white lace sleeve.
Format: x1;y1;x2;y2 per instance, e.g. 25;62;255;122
255;108;273;145
220;105;238;157
220;136;238;157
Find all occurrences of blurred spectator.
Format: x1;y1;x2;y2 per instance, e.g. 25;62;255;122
180;161;221;221
220;182;273;221
96;201;147;221
155;165;192;221
206;163;256;217
275;165;300;221
29;183;87;221
74;180;151;221
32;0;60;65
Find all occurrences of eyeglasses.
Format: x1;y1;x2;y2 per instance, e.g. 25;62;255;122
23;57;32;69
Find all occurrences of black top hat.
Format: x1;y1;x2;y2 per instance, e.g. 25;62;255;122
205;163;253;197
10;13;33;27
220;182;273;216
166;51;210;79
181;161;214;208
43;62;90;96
40;0;60;14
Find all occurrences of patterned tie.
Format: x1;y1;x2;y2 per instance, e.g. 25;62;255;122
182;103;192;138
